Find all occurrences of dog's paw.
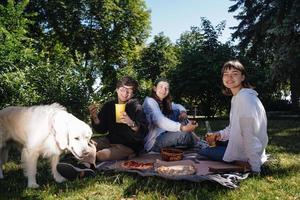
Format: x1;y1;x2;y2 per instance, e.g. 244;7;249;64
28;182;40;188
54;174;66;183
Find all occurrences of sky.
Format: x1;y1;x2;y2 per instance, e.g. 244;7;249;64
144;0;239;43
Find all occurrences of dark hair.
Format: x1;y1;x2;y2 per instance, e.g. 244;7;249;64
116;76;139;94
221;60;253;96
151;78;173;115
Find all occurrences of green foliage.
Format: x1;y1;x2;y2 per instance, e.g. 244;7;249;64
0;0;151;118
230;0;300;110
230;57;278;109
0;1;92;119
26;0;151;96
170;18;235;117
0;0;39;107
1;0;296;118
0;69;41;106
27;43;92;118
137;32;179;82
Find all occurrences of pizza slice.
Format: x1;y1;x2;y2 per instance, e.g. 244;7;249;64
121;160;154;170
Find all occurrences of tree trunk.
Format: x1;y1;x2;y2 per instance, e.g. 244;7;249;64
290;68;300;111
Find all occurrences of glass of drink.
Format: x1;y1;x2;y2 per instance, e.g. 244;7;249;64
205;121;216;147
115;104;126;123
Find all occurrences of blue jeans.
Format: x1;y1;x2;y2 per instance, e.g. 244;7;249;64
150;109;194;152
198;141;228;161
168;109;180;122
151;131;195;152
199;146;226;161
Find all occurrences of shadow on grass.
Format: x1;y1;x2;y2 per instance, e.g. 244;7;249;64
260;155;300;178
1;161;298;199
268;129;300;154
0;158;95;199
91;171;232;199
1;119;299;199
121;174;229;200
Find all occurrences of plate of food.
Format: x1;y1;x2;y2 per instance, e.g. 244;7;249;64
156;164;196;176
154;159;197;176
121;160;154;170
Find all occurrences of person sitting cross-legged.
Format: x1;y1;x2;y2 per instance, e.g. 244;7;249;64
57;76;148;180
142;78;199;153
199;60;268;174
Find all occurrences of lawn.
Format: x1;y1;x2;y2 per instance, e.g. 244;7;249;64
0;119;299;200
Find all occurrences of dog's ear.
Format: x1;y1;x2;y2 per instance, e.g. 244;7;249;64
51;112;69;150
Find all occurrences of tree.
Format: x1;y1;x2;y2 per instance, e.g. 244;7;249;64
137;33;179;82
170;18;235;117
0;0;92;118
229;0;300;110
0;0;40;107
24;0;151;95
27;43;91;118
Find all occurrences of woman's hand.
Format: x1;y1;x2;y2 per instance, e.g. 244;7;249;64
178;111;188;121
205;132;221;142
88;104;100;124
180;121;198;132
205;132;216;146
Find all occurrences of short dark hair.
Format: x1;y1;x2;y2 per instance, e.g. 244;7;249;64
221;60;253;96
116;76;139;93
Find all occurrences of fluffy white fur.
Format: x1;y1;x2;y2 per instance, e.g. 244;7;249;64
0;103;93;188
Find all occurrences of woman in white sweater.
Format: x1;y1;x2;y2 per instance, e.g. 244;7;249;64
199;60;268;173
142;78;198;152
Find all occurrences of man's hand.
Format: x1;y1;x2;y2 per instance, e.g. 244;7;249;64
120;112;138;131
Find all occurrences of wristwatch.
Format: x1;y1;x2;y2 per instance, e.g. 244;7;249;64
131;121;136;128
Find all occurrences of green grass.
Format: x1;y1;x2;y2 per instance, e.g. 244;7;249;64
1;119;299;200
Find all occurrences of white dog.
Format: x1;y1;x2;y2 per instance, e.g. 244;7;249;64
0;103;93;188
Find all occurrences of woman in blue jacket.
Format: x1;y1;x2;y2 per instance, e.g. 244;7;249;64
143;78;199;152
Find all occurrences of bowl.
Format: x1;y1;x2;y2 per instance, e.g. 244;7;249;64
160;148;183;161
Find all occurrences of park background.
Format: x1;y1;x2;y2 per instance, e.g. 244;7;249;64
0;0;299;199
1;0;299;118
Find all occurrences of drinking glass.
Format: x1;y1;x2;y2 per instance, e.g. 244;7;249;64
205;121;216;147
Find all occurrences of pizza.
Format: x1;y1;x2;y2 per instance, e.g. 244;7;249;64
156;165;196;176
121;160;154;170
